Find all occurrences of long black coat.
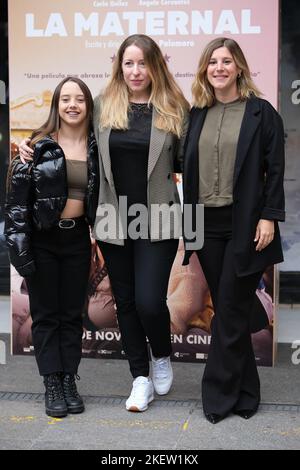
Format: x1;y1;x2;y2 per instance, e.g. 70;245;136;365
183;97;285;276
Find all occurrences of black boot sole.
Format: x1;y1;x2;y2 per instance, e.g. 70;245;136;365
67;404;85;414
46;408;68;418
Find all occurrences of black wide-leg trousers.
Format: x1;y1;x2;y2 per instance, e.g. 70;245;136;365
98;238;178;378
197;206;263;417
26;218;91;376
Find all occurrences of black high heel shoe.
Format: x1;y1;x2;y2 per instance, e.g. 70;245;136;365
234;408;258;420
204;412;225;424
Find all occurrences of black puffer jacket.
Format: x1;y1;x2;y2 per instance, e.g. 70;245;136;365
5;134;99;277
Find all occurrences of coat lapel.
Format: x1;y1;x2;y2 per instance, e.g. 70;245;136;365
186;107;208;161
148;107;167;179
98;126;113;187
233;97;261;188
184;107;208;203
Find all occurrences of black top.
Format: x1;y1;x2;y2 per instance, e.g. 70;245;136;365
109;103;152;208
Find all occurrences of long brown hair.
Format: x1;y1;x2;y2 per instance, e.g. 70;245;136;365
31;76;94;146
99;34;189;137
192;37;261;108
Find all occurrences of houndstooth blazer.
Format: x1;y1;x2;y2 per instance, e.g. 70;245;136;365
92;95;189;245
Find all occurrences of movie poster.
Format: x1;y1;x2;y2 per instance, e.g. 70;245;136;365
9;0;279;365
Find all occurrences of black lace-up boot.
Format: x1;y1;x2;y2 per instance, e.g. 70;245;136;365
62;374;85;414
43;373;68;418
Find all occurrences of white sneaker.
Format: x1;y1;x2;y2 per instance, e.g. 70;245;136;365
150;351;173;395
125;376;154;412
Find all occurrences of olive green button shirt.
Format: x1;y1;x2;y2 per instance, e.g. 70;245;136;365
198;99;246;206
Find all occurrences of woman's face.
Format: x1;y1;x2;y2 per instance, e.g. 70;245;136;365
58;81;87;127
206;46;240;98
121;44;152;100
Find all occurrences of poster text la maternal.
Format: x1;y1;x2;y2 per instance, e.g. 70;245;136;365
25;10;261;37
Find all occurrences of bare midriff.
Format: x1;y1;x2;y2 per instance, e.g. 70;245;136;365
60;198;84;219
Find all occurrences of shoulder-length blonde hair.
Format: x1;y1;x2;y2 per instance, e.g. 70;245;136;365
31;77;94;147
192;37;261;108
99;34;189;138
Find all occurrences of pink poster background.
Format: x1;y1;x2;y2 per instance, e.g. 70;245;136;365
9;0;279;365
9;0;279;127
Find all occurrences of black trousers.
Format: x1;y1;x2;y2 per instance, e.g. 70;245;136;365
197;206;263;416
98;238;178;378
26;217;91;376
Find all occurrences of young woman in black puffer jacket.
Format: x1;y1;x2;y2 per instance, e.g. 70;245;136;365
5;77;99;418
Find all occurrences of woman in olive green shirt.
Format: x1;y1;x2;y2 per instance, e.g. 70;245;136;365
183;37;285;424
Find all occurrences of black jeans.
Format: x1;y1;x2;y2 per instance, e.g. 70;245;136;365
98;238;178;378
197;206;263;416
26;217;91;376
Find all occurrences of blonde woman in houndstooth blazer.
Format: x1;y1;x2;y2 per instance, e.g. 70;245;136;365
93;34;189;412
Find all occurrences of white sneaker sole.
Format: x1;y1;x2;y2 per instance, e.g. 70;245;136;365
126;394;154;412
153;373;173;395
153;384;172;395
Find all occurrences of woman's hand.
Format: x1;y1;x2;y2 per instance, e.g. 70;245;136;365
19;138;33;164
254;219;275;251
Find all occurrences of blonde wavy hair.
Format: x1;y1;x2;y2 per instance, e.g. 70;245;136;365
99;34;189;138
192;37;261;108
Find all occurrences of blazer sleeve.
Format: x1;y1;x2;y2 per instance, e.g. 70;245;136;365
4;158;36;277
174;110;190;173
261;103;285;222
